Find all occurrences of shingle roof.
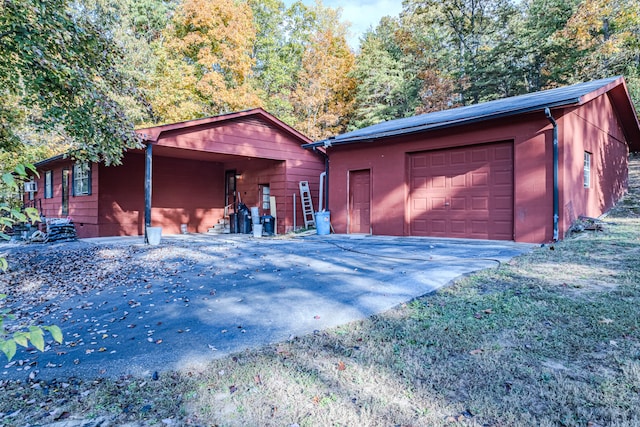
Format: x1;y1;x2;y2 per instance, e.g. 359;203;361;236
304;76;640;150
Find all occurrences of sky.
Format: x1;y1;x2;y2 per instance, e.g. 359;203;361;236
283;0;403;50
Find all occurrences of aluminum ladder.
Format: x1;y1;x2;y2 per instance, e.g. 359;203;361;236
299;181;316;228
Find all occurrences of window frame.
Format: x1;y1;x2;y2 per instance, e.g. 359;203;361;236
44;170;53;199
72;163;92;196
584;151;592;189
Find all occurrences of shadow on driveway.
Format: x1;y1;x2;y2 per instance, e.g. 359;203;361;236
1;234;533;381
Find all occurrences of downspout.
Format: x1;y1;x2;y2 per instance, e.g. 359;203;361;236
144;142;153;244
544;108;559;241
313;147;329;211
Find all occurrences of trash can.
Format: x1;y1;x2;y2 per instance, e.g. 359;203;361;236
238;204;251;234
253;223;263;238
315;211;331;235
229;213;238;234
261;215;275;236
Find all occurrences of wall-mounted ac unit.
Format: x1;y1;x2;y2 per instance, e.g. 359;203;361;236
24;181;38;193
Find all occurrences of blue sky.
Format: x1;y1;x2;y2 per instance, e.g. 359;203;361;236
283;0;403;49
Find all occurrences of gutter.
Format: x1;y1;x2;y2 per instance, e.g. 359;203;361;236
544;108;560;241
313;147;329;211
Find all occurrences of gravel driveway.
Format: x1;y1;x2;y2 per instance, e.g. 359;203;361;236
0;233;532;381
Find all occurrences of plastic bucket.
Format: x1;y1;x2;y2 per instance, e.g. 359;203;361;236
253;223;263;238
251;207;260;224
147;226;162;245
180;224;188;234
315;211;331;235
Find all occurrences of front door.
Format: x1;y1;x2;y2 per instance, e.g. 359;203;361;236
61;169;70;216
349;169;371;234
225;170;237;210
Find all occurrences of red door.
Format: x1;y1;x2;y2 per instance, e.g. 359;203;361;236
349;169;371;234
409;142;513;240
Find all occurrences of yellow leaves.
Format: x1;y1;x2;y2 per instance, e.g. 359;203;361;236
147;0;262;122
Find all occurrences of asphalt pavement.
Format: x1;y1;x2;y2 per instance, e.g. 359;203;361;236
1;233;533;381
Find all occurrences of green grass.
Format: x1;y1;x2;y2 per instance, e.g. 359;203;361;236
2;155;640;426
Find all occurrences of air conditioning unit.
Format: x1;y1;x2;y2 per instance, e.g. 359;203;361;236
23;181;38;193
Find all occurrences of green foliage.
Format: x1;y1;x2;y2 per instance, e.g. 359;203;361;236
0;164;62;361
0;0;143;165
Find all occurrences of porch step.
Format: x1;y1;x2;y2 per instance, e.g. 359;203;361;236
208;217;230;234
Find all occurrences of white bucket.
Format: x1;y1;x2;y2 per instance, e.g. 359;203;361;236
147;226;162;245
180;223;188;234
253;224;263;238
251;207;260;224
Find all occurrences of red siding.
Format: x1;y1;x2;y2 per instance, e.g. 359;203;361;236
99;153;225;236
27;159;99;238
560;95;629;231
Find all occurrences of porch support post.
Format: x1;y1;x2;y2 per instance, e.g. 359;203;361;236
144;142;153;244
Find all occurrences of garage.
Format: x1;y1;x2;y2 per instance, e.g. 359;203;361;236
304;76;640;243
409;142;513;240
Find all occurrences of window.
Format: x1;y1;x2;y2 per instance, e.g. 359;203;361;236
73;163;91;196
45;171;53;199
584;152;591;188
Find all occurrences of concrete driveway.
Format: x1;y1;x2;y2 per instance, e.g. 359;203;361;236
2;234;533;381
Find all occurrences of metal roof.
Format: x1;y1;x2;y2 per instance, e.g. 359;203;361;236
304;76;635;149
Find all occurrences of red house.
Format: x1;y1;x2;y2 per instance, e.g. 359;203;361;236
27;109;325;238
304;76;640;243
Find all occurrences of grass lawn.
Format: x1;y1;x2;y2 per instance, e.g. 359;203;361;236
2;155;640;427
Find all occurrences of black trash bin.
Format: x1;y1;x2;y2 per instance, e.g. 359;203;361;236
261;215;274;236
238;203;252;234
229;213;238;234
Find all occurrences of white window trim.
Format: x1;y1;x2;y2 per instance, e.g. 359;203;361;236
73;164;91;196
584;152;591;189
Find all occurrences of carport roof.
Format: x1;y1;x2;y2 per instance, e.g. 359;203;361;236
136;108;312;144
304;76;640;151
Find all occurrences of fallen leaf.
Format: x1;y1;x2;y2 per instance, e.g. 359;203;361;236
337;361;346;371
599;318;614;324
483;308;493;314
229;385;237;394
469;349;484;355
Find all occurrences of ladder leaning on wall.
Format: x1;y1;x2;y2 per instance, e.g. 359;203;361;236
299;181;316;228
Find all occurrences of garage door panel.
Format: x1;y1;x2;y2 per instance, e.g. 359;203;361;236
413;197;427;210
431;197;447;210
409;142;513;240
494;146;512;160
431;176;446;189
450;197;466;210
471;197;488;210
451;152;467;164
451;220;466;233
451;175;466;187
471;172;488;186
471;148;488;162
430;153;446;166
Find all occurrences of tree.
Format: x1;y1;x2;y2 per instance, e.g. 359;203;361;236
147;0;262;122
0;0;143;165
291;4;356;140
559;0;640;110
350;18;422;129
